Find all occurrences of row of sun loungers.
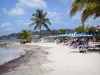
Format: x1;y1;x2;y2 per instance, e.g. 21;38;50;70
56;39;100;53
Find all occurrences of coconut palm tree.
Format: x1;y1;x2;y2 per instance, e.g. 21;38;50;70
18;30;33;43
29;9;51;38
70;0;100;24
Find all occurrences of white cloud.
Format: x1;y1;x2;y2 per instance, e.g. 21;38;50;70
23;22;30;26
17;0;47;8
16;20;30;26
71;12;81;20
0;23;11;28
47;11;67;26
3;7;26;16
59;0;67;4
17;20;24;24
5;27;14;31
72;16;80;20
47;11;60;23
47;11;67;29
3;0;47;16
67;9;70;15
0;23;15;35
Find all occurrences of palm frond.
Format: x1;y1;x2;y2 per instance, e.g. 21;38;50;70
34;24;39;30
31;18;40;21
42;23;50;30
43;12;47;18
93;5;100;19
29;22;36;27
70;3;84;16
30;9;51;32
82;8;95;24
44;18;51;25
70;0;100;23
94;13;100;19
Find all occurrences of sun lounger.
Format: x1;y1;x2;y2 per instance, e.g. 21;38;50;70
77;44;100;53
95;45;100;49
77;45;88;53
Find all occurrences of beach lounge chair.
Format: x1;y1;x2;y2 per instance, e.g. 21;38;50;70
77;45;88;53
77;43;100;53
95;45;100;49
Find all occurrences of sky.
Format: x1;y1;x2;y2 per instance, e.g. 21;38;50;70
0;0;100;35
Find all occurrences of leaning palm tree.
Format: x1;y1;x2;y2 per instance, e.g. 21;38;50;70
29;9;51;38
70;0;100;24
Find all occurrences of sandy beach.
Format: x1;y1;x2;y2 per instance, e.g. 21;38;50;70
0;43;100;75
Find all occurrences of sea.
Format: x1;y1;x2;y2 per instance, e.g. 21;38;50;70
0;38;18;42
0;38;24;65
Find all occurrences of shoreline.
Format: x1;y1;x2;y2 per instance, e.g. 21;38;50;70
0;43;25;65
0;43;100;75
0;44;50;75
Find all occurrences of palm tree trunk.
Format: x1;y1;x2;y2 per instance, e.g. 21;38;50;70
40;27;41;39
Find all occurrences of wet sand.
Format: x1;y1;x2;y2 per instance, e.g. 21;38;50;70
0;44;51;75
0;45;25;65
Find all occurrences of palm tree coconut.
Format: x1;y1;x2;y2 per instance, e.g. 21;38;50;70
29;9;51;38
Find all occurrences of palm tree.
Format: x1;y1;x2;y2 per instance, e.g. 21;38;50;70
88;26;96;32
70;0;100;24
29;9;51;38
75;25;85;32
18;30;33;43
75;25;96;33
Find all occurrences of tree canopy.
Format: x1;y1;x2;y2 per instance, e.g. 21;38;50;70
70;0;100;24
29;9;51;38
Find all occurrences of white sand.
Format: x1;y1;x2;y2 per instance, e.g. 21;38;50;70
30;43;100;75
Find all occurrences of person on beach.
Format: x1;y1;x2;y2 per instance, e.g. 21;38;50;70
86;38;90;45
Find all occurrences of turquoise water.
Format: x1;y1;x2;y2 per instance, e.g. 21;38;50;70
0;38;18;42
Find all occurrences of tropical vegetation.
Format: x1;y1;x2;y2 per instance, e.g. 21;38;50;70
70;0;100;24
75;25;96;32
18;30;33;44
29;9;51;38
59;29;70;34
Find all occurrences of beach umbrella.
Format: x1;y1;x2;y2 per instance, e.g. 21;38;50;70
57;32;99;37
65;32;79;37
76;32;93;37
59;32;78;37
71;32;79;37
64;34;69;37
56;34;65;37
